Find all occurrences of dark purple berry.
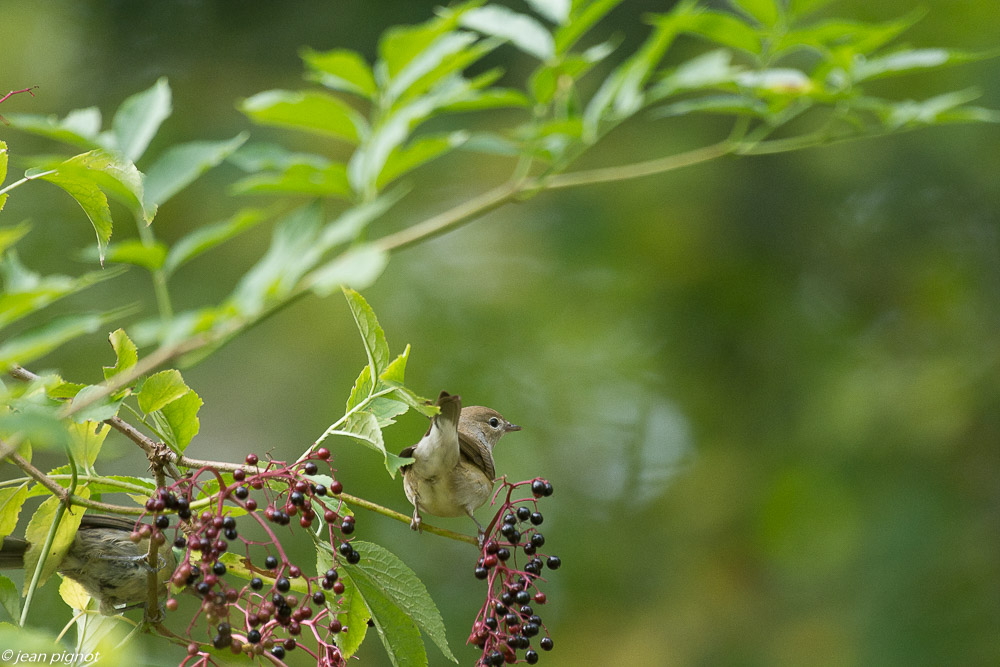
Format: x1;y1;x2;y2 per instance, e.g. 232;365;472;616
526;649;539;664
540;637;553;650
531;480;546;497
250;577;263;591
516;507;531;521
265;555;278;569
276;577;291;593
474;567;489;579
530;512;543;525
547;556;561;570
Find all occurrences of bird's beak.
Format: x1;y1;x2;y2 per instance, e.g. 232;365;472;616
505;422;521;432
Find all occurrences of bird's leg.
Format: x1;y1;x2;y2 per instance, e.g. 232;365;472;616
410;504;423;532
467;511;486;548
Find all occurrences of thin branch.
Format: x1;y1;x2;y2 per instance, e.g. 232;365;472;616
339;491;478;545
541;140;734;190
375;180;524;253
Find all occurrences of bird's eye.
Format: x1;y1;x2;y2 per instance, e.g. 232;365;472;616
489;417;500;428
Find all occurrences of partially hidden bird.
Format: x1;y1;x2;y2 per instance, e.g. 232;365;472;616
400;391;520;542
0;513;176;615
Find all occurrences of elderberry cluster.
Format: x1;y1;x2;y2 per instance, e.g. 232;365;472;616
469;478;559;666
140;448;352;667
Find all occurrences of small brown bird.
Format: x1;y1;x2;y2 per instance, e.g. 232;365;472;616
400;392;520;541
0;513;175;615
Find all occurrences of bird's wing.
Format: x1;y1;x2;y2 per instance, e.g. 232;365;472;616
400;391;462;474
458;430;495;480
79;514;141;532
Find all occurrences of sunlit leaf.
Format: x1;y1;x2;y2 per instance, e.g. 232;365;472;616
231;162;351;199
682;9;762;54
154;388;202;451
728;0;779;27
240;90;365;143
554;0;624;54
66;420;110;468
317;548;370;658
302;47;378;99
137;369;189;413
0;484;29;541
651;94;769;118
110;77;172;162
377;1;482;79
142;133;248;209
164;207;272;276
342;540;457;663
0;221;31;253
95;239;167;271
0;313;110;371
343;287;391;378
378;132;469;188
851;48;988;82
787;0;835;17
308;245;389;295
0;576;20;620
0;253;123;329
34;155;114;262
23;492;88;593
461;6;555;60
4;108;103;150
103;328;138;381
526;0;570;24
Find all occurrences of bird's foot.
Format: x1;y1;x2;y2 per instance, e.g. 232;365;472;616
410;511;422;533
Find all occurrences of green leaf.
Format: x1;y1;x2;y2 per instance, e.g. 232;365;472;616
651;94;769;118
142;133;249;209
96;239;167;270
155;388;202;451
4;108;104;150
23;493;88;593
103;328;138;381
380;344;409;384
0;576;20;620
240;90;365;143
67;384;125;423
583;0;700;140
461;6;555;60
371;396;411;428
378;1;482;80
787;0;834;17
229;203;324;315
554;0;624;54
231;162;352;199
308;245;389;295
650;50;742;101
870;89;988;130
67;421;110;468
378;132;469;188
728;0;779;27
111;77;172;162
35;156;114;262
137;369;189;413
346;364;374;412
775;11;924;62
343;540;457;664
164;207;271;276
525;0;570;24
317;547;370;658
342;410;387;457
851;48;988;82
0;221;31;255
0;253;123;329
302;47;378;99
343;287;391;378
0;141;7;184
0;313;110;371
0;484;29;541
385;32;483;107
681;10;762;54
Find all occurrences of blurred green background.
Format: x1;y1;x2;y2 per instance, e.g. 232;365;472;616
2;1;998;665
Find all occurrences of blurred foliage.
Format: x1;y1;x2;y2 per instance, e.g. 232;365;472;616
1;0;998;665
